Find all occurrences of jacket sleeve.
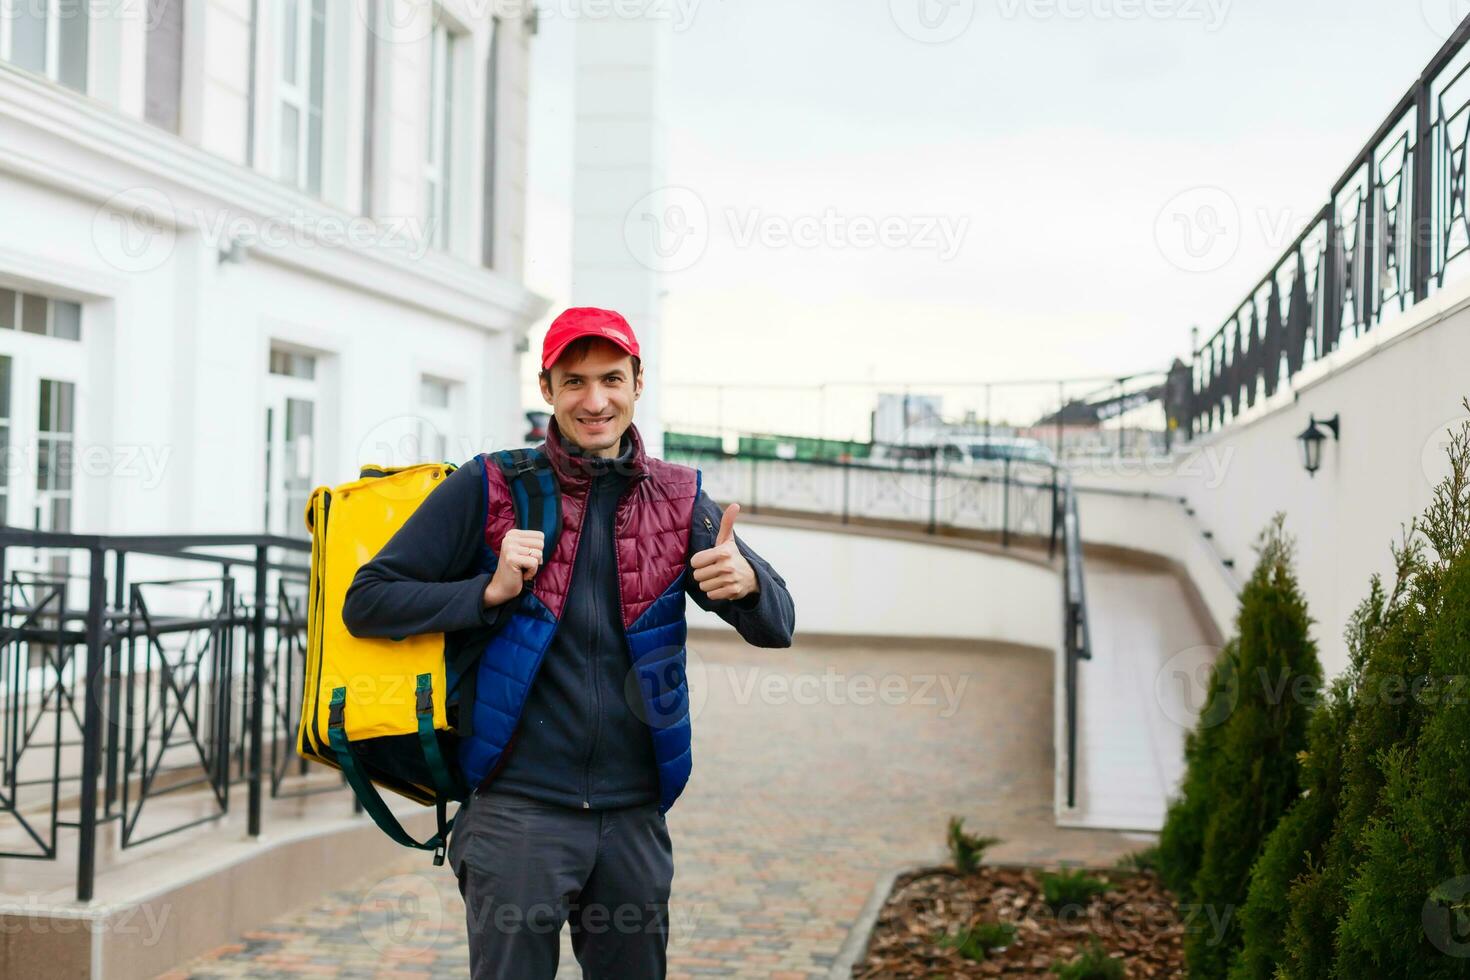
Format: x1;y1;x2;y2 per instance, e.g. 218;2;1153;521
341;455;510;639
685;489;795;648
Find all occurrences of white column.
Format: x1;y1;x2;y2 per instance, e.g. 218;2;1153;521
570;14;671;456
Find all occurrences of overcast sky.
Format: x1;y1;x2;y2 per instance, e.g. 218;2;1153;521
521;0;1452;437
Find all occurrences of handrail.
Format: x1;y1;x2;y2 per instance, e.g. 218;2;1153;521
0;529;314;901
1188;12;1470;434
678;449;1096;813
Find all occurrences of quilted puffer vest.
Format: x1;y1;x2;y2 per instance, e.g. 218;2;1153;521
457;421;701;815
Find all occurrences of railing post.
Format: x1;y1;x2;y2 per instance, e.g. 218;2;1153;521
1048;470;1059;560
1412;77;1434;302
927;453;937;534
104;551;125;813
76;545;107;903
841;459;850;525
248;544;267;838
1001;457;1012;548
1322;200;1342;356
1362;155;1377;333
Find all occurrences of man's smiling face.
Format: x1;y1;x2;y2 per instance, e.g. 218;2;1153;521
539;338;642;458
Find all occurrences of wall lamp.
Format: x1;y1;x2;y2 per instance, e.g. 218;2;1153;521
1297;413;1340;478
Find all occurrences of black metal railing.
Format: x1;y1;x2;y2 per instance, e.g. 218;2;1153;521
1059;473;1092;810
1190;16;1470;433
671;447;1094;807
0;528;330;901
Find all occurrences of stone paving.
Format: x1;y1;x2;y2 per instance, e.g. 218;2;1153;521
165;633;1146;979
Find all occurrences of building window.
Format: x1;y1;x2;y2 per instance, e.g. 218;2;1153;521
424;12;461;251
264;345;321;541
0;0;89;92
481;16;499;268
420;375;451;408
278;0;326;195
269;346;316;379
144;0;186;132
0;288;82;341
419;374;456;463
36;378;75;535
0;356;11;525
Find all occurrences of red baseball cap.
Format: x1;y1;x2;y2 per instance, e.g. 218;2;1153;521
541;307;641;371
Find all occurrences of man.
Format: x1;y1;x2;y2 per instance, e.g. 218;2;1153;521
341;306;796;979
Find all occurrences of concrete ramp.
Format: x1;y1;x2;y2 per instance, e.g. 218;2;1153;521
1059;555;1224;832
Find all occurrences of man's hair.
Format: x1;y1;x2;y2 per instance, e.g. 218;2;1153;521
538;336;642;392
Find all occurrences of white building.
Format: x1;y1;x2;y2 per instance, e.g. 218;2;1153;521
0;0;546;546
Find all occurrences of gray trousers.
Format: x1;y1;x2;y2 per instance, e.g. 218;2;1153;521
447;789;674;980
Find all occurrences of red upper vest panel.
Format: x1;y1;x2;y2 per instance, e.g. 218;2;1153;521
482;421;698;628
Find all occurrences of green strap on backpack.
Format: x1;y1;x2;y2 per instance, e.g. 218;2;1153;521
304;450;561;866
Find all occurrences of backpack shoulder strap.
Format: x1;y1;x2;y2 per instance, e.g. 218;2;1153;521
490;448;561;558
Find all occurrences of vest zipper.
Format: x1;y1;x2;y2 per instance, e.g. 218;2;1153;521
582;478;603;809
584;473;640;809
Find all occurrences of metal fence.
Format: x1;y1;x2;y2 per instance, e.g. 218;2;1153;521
0;454;1101;901
1190;18;1470;433
672;448;1094;806
0;528;331;901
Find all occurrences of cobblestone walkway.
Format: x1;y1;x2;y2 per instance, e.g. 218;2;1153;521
166;635;1144;979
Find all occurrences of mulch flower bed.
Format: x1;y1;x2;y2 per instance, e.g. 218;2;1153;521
853;864;1186;978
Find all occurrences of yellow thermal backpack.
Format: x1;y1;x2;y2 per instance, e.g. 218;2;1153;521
297;452;562;865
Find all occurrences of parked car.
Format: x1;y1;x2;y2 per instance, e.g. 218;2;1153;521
952;436;1057;466
524;410;550;444
872;436;1057;468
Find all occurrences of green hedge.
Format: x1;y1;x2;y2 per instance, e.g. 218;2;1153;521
1156;515;1322;979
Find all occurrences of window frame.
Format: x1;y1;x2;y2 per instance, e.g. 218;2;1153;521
423;10;464;253
0;0;88;91
276;0;326;195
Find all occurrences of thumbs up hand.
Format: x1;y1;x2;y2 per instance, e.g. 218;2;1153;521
691;503;759;602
